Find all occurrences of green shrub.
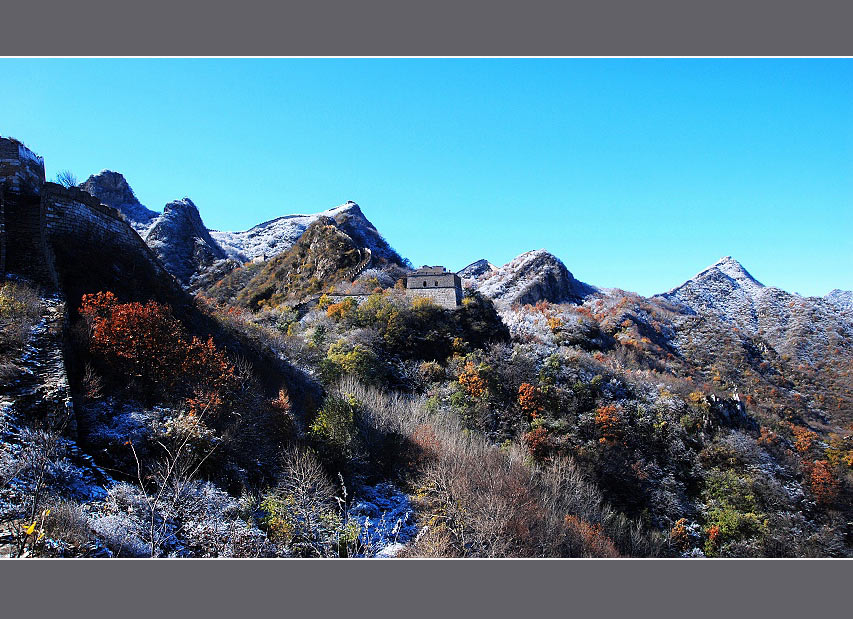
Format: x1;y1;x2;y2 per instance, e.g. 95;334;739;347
311;393;359;455
321;340;383;385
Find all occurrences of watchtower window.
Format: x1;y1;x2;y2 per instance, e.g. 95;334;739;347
422;281;426;287
434;281;438;286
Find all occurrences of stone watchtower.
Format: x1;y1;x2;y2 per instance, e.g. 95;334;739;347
405;265;462;309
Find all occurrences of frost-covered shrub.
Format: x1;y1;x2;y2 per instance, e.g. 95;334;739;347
349;482;417;556
418;360;444;383
260;448;344;557
90;513;149;557
42;499;93;555
161;479;271;557
0;279;42;361
354;268;394;290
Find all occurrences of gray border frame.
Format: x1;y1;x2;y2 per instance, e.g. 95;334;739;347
1;0;851;616
2;0;852;56
1;557;850;615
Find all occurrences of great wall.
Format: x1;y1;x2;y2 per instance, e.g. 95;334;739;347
0;136;185;441
0;136;178;292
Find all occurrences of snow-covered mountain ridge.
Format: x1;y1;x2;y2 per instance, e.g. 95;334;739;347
461;250;598;307
210;202;362;262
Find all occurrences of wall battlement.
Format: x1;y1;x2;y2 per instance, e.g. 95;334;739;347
0;137;177;292
406;265;462;308
0;136;45;195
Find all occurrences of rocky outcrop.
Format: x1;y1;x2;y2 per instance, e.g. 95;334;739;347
80;170;159;233
825;289;853;317
224;216;368;308
458;259;497;280
331;202;404;266
144;198;228;287
471;250;597;307
211;201;404;266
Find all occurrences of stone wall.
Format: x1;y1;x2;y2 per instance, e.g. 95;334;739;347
0;137;45;195
41;182;175;285
0;136;181;299
407;272;459;289
406;286;461;309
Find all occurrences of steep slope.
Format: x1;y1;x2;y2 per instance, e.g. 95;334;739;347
211;201;403;266
656;256;853;422
144;198;229;287
213;216;372;309
470;250;597;307
80;171;159;233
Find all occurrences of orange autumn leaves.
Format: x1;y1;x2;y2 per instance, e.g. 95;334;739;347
518;383;543;420
80;291;236;415
458;361;488;399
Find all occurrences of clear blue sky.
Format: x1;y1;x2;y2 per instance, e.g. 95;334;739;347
1;58;850;296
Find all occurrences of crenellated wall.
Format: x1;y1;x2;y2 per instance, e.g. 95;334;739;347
1;137;180;296
42;182;149;255
0;136;45;195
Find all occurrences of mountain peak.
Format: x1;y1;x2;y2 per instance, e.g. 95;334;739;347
667;256;764;296
80;169;159;231
211;200;403;266
707;256;762;286
145;197;227;286
458;259;498;279
164;197;199;215
658;256;771;333
471;249;597;306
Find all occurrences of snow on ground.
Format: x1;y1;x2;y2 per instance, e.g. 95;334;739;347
211;203;360;262
348;482;417;557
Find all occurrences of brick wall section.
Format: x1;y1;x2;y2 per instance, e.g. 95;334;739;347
406;272;459;289
406;269;462;309
41;182;176;285
406;286;462;309
0;137;45;195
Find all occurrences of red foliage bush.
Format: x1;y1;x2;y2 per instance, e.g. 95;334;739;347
80;291;235;412
564;514;619;557
670;518;689;551
458;361;488;399
791;424;818;454
808;460;840;506
595;404;624;445
410;423;441;468
524;427;551;462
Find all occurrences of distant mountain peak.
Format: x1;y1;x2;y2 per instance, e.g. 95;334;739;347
458;259;498;279
468;249;597;306
145;197;227;286
705;256;763;287
663;256;764;301
80;170;159;231
210;201;403;266
825;289;853;314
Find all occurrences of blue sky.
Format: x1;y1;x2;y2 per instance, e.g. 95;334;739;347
1;58;850;296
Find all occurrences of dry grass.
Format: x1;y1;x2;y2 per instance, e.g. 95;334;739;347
335;375;664;557
0;279;42;379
